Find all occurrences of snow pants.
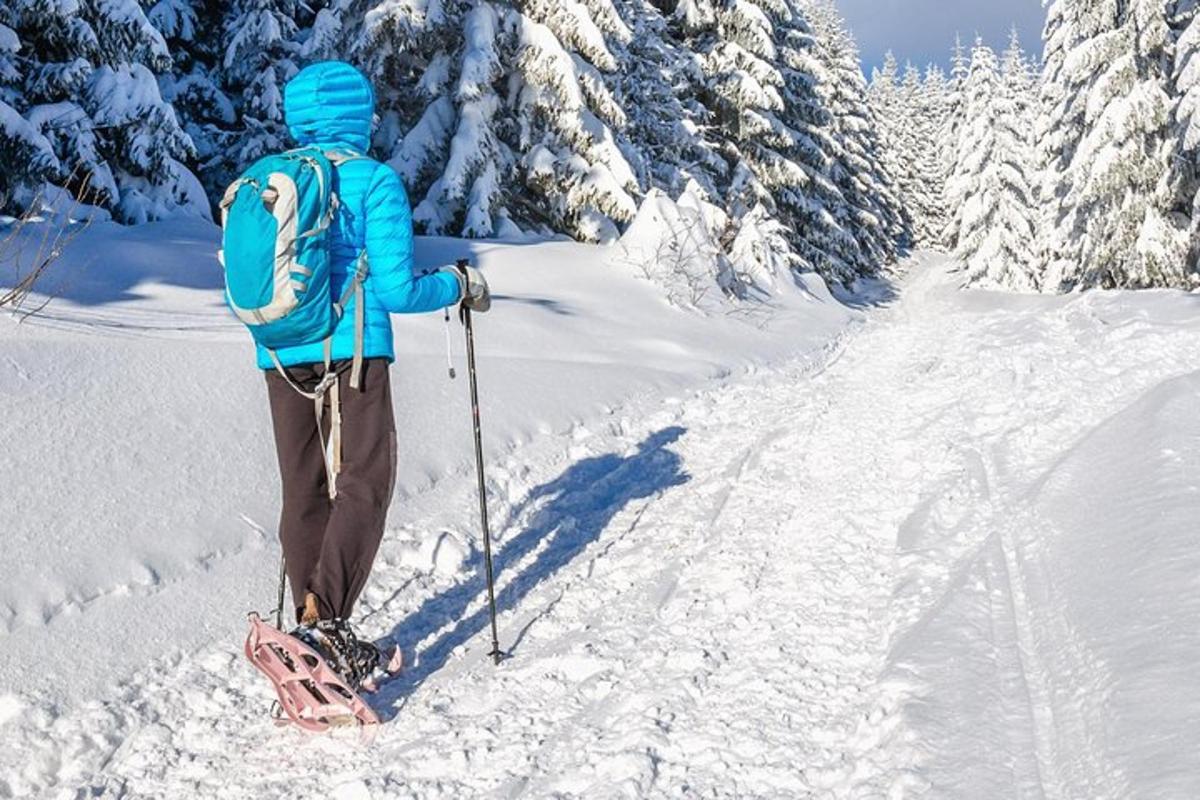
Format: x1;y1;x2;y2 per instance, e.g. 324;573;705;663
265;359;397;622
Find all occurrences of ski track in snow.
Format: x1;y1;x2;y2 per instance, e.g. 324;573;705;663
3;253;1200;798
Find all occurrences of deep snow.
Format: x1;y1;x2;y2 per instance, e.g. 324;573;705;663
2;223;1199;798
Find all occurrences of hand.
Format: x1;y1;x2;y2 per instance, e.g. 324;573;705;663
450;263;491;313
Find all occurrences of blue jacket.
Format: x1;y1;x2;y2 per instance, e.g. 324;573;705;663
255;61;462;369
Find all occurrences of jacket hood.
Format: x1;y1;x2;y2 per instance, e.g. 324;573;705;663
284;61;374;153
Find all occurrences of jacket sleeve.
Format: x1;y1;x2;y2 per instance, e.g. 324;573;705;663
364;163;462;313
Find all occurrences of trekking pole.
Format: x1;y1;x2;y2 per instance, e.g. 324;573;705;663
457;258;503;665
274;556;287;630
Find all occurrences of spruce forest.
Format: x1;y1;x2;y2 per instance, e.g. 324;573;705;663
2;0;1199;293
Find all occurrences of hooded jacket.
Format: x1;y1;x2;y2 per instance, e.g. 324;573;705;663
254;61;461;369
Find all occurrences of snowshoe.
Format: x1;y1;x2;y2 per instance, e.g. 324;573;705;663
243;613;399;732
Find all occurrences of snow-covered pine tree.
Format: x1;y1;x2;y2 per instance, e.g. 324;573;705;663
768;0;869;285
0;0;204;221
362;1;507;237
609;0;724;203
867;51;898;125
804;0;906;270
945;41;998;277
148;0;236;202
893;62;943;247
672;0;881;287
1170;0;1200;271
0;10;59;200
1174;0;1200;156
867;52;906;205
216;0;306;186
688;0;790;216
509;0;640;242
1037;0;1092;281
1039;0;1190;288
951;34;1039;290
938;34;969;248
916;64;950;246
363;0;639;242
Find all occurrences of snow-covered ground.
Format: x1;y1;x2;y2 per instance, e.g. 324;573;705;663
2;224;1199;798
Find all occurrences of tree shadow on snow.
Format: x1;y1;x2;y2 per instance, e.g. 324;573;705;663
831;274;899;310
373;425;690;720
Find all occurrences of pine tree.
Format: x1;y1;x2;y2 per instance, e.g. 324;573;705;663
805;0;906;271
662;0;801;283
953;34;1039;290
675;2;871;285
867;52;906;211
363;0;639;242
946;41;999;276
697;1;792;213
916;65;950;246
1037;0;1091;280
1170;0;1200;271
611;0;724;202
893;62;944;247
0;0;205;221
770;0;867;284
0;12;59;199
148;0;236;201
938;35;969;248
510;0;640;242
1175;1;1200;154
372;1;514;238
218;0;305;181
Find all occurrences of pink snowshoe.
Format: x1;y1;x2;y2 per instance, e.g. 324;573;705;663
244;613;402;732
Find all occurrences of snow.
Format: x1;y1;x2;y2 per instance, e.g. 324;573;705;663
3;226;1200;797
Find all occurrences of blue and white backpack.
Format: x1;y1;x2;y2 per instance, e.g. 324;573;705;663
218;147;368;391
218;147;368;497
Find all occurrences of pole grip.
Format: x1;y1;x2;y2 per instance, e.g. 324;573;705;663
456;258;471;323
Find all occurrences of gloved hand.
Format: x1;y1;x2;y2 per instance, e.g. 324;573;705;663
446;263;491;313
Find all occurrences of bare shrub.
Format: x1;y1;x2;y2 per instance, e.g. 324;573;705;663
0;175;95;317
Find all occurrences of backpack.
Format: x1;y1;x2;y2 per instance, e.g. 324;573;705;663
218;146;369;497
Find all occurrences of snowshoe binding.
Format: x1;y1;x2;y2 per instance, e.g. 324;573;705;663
295;618;400;692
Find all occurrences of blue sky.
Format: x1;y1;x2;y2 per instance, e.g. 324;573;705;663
834;0;1047;76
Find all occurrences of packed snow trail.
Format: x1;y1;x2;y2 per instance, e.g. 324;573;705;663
4;253;1200;798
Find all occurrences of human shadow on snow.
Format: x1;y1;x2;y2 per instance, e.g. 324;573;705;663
374;425;690;719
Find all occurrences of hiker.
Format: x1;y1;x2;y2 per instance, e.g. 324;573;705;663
228;61;491;685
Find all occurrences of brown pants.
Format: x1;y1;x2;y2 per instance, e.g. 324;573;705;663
266;359;397;622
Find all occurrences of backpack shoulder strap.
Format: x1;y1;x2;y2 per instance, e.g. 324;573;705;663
333;251;368;390
321;150;372;390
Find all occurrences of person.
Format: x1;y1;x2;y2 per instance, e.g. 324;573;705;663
258;61;490;685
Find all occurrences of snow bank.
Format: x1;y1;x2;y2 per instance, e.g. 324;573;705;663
1022;370;1200;795
884;277;1200;798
